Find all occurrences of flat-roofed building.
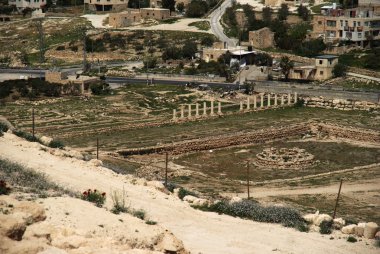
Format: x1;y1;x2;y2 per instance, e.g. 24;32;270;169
109;7;170;27
312;7;380;47
8;0;46;10
84;0;128;12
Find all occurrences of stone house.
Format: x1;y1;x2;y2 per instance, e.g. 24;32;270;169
84;0;128;12
109;7;170;27
289;55;339;81
45;71;99;94
264;0;307;7
109;9;142;27
249;27;275;49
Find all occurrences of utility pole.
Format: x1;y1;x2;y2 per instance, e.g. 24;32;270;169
82;27;87;72
246;161;250;199
165;152;168;186
32;108;35;138
96;137;99;160
333;179;343;219
35;18;45;64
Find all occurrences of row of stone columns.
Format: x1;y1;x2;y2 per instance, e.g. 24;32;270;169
240;92;298;111
173;92;298;120
174;101;222;120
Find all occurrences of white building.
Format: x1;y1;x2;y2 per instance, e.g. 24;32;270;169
8;0;47;10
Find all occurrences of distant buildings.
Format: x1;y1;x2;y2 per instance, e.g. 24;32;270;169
84;0;128;12
8;0;46;11
312;6;380;47
109;8;171;27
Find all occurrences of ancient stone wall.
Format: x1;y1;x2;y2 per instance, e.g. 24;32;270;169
249;28;275;49
117;122;380;156
118;123;311;156
303;96;380;111
316;123;380;143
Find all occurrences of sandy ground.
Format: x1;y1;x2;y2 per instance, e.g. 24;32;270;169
0;132;379;254
82;14;111;29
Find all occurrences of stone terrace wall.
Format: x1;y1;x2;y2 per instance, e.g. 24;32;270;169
303;96;380;111
317;123;380;143
118;123;311;156
117;122;380;156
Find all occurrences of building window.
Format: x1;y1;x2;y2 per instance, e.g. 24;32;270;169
319;60;323;65
326;20;336;27
318;21;322;25
358;32;362;38
353;21;356;27
320;71;324;75
340;20;343;27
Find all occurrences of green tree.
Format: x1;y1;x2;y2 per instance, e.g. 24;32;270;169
254;53;273;66
262;6;272;25
176;2;185;12
186;0;209;17
182;41;198;59
297;4;310;21
279;56;294;81
295;39;326;57
278;4;289;21
217;51;232;65
332;63;347;77
162;0;175;12
128;0;150;9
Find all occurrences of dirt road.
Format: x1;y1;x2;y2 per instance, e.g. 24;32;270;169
0;133;378;254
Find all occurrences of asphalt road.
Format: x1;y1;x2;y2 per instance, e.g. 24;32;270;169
209;0;237;48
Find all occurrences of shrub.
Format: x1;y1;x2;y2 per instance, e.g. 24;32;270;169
146;220;157;225
0;180;11;195
320;220;333;234
178;187;198;200
13;129;39;142
90;82;111;95
111;189;128;214
82;189;106;207
196;199;307;230
347;236;357;243
294;98;305;108
48;139;65;149
0;122;9;133
165;182;177;193
132;209;146;220
333;63;347;78
0;159;72;196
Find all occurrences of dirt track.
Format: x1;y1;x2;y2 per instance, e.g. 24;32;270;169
1;133;378;254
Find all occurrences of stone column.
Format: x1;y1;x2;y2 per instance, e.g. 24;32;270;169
180;106;184;118
260;94;264;108
267;94;271;107
188;104;192;119
218;102;222;115
247;97;250;110
281;95;284;106
253;95;257;109
294;92;298;104
240;101;244;111
274;94;278;106
203;102;207;116
210;101;214;115
173;109;177;121
195;103;199;117
288;93;291;105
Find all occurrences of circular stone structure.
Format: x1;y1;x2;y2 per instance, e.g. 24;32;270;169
254;147;315;169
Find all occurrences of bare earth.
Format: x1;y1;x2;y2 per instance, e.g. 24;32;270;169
0;133;378;254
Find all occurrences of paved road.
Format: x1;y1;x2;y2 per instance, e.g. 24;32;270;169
209;0;237;48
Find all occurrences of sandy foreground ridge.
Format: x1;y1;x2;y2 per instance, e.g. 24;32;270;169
0;132;378;254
